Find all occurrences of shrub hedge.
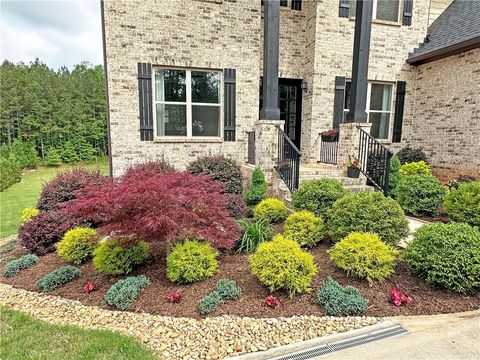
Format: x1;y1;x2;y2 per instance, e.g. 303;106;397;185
36;265;80;292
316;277;368;316
93;238;149;275
283;211;325;247
253;198;288;224
56;227;99;264
104;275;150;310
3;254;39;278
444;181;480;227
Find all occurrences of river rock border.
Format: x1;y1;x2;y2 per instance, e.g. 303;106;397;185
0;283;380;359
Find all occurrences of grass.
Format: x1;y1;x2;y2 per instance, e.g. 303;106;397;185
0;160;109;238
0;307;157;360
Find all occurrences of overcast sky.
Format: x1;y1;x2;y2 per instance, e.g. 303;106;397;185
0;0;103;70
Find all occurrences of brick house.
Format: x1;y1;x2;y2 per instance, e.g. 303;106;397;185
101;0;479;187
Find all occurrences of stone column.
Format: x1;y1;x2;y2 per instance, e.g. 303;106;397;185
338;122;372;167
255;120;284;184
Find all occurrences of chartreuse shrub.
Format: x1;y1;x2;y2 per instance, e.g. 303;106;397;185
253;198;288;224
93;238;149;275
20;208;40;224
56;227;99;264
36;265;80;292
3;254;39;278
444;181;480;227
215;279;242;300
328;232;399;283
104;275;150;310
327;191;409;245
292;179;348;220
283;211;325;247
249;235;318;296
316;277;368;316
166;240;219;283
237;219;273;253
246;167;268;206
403;223;480;293
396;174;447;216
400;161;431;176
198;291;223;315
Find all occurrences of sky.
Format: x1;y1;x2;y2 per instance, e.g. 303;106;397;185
0;0;103;70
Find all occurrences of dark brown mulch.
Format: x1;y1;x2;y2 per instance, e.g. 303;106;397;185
1;241;479;320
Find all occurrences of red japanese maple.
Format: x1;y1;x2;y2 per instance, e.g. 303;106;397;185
62;172;241;249
390;288;413;307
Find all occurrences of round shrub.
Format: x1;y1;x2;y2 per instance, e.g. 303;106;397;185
399;161;431;176
253;198;288;223
327;191;409;244
187;155;243;195
396;174;447;216
444;181;480;227
292;179;348;220
403;223;480;293
249;235;318;296
396;146;428;165
93;238;149;275
283;211;325;247
328;232;399;283
20;207;40;224
56;227;99;264
316;277;368;316
166;240;219;283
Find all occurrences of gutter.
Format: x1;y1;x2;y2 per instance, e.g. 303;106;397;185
407;36;480;65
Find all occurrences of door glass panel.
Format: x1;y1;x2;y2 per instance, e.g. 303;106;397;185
290;86;297;99
156;104;187;136
280;85;288;99
289;100;297;114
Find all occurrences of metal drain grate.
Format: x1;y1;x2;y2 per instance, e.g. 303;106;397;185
269;325;407;360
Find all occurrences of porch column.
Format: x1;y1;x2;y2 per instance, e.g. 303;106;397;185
345;0;373;123
256;0;281;184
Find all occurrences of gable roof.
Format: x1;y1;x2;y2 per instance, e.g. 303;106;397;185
407;0;480;65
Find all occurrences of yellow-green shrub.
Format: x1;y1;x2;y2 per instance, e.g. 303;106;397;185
253;198;288;223
20;208;39;224
400;161;431;176
93;238;149;275
56;227;99;264
249;235;317;296
283;211;325;247
328;232;399;283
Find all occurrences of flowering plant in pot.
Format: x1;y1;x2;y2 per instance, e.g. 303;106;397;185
320;129;338;142
345;155;361;178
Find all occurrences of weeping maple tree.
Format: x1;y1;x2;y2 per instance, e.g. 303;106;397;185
62;172;241;249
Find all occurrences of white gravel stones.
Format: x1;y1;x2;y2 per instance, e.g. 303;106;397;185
0;283;381;359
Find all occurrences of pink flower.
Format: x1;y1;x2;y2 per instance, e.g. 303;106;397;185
166;291;182;303
263;295;281;308
390;288;413;307
84;282;95;293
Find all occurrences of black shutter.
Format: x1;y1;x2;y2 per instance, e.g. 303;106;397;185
339;0;350;17
333;76;346;129
224;69;236;141
403;0;413;26
392;81;406;143
138;62;154;141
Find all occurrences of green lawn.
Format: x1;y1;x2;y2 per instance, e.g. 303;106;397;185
0;160;109;238
0;307;157;360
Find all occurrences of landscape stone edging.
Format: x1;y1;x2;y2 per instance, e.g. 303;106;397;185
0;283;380;360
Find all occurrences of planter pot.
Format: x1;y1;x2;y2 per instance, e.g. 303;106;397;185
321;134;338;142
347;167;361;178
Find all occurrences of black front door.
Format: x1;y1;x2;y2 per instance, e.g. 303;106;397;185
259;78;302;148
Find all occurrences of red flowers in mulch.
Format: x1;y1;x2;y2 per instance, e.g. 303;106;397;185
390;288;413;307
84;282;95;293
166;291;182;303
263;295;281;308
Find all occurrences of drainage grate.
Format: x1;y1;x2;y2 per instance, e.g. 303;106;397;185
269;325;407;360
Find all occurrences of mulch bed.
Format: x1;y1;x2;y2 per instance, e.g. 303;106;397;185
1;240;479;320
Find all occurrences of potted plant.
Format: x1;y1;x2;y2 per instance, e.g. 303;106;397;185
345;155;361;178
320;129;338;142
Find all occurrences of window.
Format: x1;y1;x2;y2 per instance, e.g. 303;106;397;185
261;0;302;11
154;68;221;138
344;81;393;140
350;0;400;22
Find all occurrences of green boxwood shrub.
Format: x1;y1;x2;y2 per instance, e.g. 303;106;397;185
253;198;288;224
245;167;268;206
283;211;325;247
237;219;273;253
56;227;99;264
328;232;399;283
215;279;242;300
36;265;80;292
93;238;149;275
399;161;431;176
249;235;318;296
444;181;480;227
292;179;348;220
166;240;219;283
396;174;447;216
403;223;480;293
3;254;39;278
104;275;150;310
327;191;409;244
198;291;223;315
316;277;368;316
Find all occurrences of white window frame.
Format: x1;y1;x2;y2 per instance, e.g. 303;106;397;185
153;67;223;140
344;81;394;140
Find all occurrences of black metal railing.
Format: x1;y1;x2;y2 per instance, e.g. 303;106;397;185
319;134;339;164
246;131;255;165
358;127;393;195
275;127;301;192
